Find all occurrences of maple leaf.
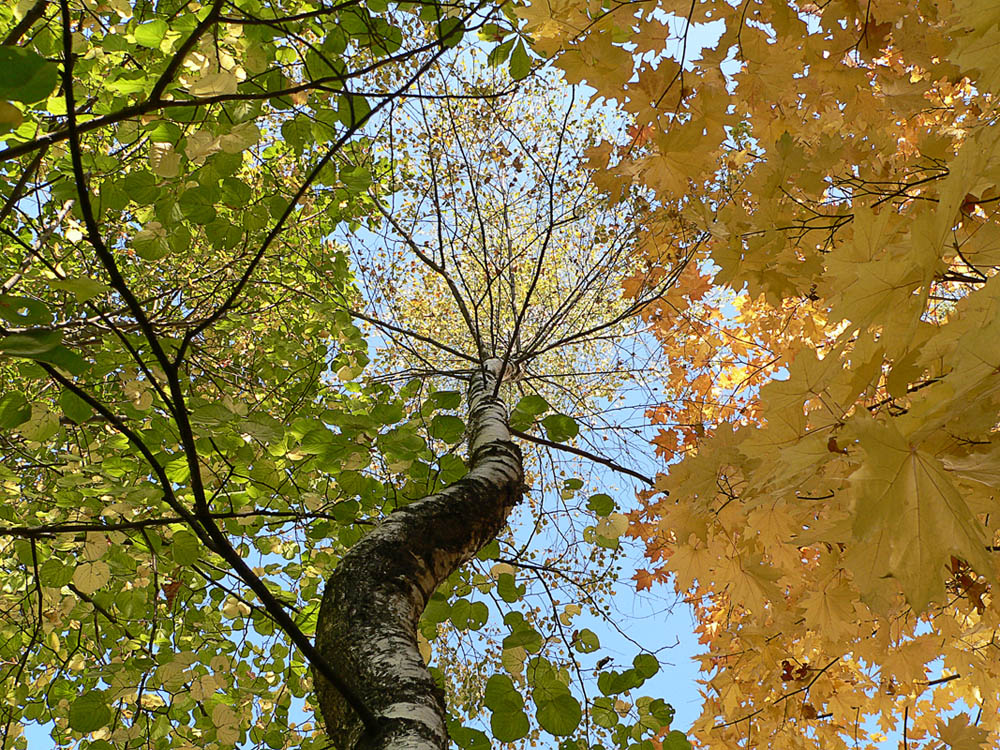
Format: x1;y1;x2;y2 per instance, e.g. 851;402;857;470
798;580;857;644
850;416;992;612
634;568;656;592
936;714;990;750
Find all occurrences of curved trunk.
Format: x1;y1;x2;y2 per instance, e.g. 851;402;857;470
314;359;523;749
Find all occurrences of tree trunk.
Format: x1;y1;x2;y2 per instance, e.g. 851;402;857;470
313;358;523;749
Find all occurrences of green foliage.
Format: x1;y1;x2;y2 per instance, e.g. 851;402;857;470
542;413;579;442
0;48;58;103
586;493;615;516
485;673;531;741
0;0;683;748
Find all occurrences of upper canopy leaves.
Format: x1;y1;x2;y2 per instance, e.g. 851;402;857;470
512;0;1000;746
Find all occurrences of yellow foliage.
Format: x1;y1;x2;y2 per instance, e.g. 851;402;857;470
523;0;1000;745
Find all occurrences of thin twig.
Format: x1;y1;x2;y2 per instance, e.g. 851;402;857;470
510;427;654;486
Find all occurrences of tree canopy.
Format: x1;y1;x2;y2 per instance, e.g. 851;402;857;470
3;0;1000;749
522;0;1000;748
0;1;682;749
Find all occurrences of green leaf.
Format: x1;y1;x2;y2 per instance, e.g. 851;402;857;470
573;628;600;653
648;698;675;727
338;93;371;126
451;598;472;629
107;70;154;96
430;414;465;443
0;295;50;325
0;330;62;356
633;653;660;679
533;684;581;736
476;539;500;560
423;592;450;624
69;692;111;733
295;602;320;636
301;426;335;454
171;530;200;565
448;722;490;750
339;165;372;192
488;39;514;67
542;413;579;442
509;40;531;81
60;389;93;424
428;390;462;411
134;19;168;48
40;558;75;587
379;426;426;459
587;493;615;516
123;171;162;203
437;18;465;48
0;48;59;103
484;673;523;712
468;601;489;630
145;120;182;144
179;187;218;225
20;405;59;441
133;222;171;260
497;572;525;603
0;101;22;133
239;414;284;443
191;403;236;426
502;623;542;653
44;277;111;302
485;674;529;742
219;122;260;153
598;669;642;696
30;345;88;375
490;708;530;743
592;697;619;728
165;456;190;483
661;730;692;750
0;393;31;429
437;453;467;483
514;394;549;416
221;177;252;207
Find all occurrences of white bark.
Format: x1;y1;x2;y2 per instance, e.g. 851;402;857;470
313;359;522;749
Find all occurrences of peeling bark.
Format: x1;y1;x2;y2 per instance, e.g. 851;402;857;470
314;359;523;750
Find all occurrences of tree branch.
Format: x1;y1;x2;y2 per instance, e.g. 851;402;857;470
510;427;654;486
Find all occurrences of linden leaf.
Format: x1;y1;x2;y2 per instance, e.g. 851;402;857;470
661;730;692;750
219;122;261;153
72;561;110;595
0;48;59;103
149;142;180;178
188;70;239;97
69;692;111;733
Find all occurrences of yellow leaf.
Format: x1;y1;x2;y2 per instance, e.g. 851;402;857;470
798;580;857;644
596;512;628;539
850;416;991;612
188;70;238;97
72;561;110;595
942;445;1000;487
219;122;260;153
559;603;581;625
491;562;516;579
936;714;990;750
417;631;432;664
184;130;221;163
148;142;180;177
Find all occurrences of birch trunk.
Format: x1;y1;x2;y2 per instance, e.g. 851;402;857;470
313;359;523;749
